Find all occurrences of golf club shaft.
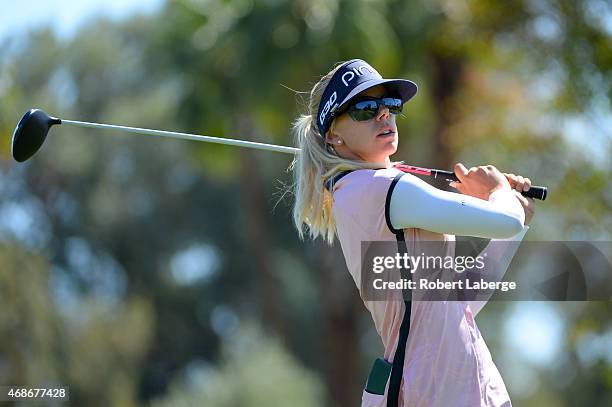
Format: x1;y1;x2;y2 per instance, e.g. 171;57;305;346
61;119;300;155
60;118;546;200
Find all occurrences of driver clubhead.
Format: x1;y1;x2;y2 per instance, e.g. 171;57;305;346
12;109;62;162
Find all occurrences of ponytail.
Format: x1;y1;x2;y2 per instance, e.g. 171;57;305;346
288;62;385;245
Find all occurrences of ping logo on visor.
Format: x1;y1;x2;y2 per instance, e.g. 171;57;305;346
315;59;418;136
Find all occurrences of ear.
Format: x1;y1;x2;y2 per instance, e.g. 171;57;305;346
325;129;341;146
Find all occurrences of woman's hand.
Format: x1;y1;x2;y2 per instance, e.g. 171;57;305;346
450;163;511;201
502;172;532;194
503;172;536;225
512;190;536;225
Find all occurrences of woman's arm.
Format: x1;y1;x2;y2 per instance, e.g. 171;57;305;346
389;173;525;239
464;224;529;316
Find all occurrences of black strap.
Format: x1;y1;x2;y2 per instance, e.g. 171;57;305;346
324;163;405;193
326;169;412;405
324;170;354;192
385;173;412;407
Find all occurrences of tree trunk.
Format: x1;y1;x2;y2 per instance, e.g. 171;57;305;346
317;240;362;406
236;115;287;340
430;52;465;173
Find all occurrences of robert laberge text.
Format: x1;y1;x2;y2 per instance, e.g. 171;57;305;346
373;278;516;292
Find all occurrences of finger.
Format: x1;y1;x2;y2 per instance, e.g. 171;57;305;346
450;181;464;193
523;178;531;191
515;175;525;192
455;181;469;196
454;163;469;183
513;190;526;204
514;190;534;209
504;173;517;186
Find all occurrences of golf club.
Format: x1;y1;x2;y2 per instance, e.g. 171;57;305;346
11;108;547;200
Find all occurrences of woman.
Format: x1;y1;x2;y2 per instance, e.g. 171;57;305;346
289;59;535;407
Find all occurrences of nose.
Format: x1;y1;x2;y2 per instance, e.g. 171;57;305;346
375;105;390;121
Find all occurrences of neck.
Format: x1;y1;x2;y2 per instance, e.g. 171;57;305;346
334;147;393;168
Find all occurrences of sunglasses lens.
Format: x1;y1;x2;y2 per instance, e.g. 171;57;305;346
383;98;403;114
345;97;404;121
348;100;379;121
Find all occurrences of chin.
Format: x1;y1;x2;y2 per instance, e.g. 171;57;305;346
369;136;398;161
384;137;399;154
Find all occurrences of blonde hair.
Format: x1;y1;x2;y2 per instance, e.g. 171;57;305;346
288;61;395;245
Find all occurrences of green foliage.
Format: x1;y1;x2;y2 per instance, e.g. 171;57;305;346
0;0;609;405
0;244;60;385
149;323;325;407
0;244;154;406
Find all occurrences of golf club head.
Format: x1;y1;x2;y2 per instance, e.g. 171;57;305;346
11;109;62;162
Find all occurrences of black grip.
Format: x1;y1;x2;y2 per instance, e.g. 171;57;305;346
433;170;547;201
521;185;547;200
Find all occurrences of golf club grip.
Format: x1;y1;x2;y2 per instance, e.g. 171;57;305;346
432;169;547;200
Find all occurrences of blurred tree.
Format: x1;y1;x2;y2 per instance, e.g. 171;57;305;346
0;0;609;406
149;323;324;407
0;244;61;387
0;243;154;407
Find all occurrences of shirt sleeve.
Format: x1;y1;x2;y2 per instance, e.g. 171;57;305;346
463;224;530;317
389;173;525;239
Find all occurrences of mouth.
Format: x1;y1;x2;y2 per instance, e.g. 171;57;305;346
376;128;396;137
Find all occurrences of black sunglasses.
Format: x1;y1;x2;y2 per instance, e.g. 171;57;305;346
334;96;404;122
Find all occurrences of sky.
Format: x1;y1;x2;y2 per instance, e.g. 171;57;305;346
0;0;164;42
